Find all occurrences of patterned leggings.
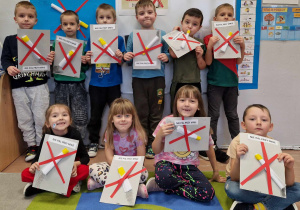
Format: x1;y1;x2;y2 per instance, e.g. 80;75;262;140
155;160;215;202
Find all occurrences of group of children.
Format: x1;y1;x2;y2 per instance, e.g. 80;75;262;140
1;0;300;209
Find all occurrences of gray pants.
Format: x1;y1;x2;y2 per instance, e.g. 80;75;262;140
12;84;49;147
54;82;88;140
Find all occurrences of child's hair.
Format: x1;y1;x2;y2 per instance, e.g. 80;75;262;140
215;3;234;17
181;8;204;26
42;104;72;134
96;3;116;21
15;1;37;17
243;104;272;122
135;0;156;15
60;10;79;24
105;98;146;148
173;85;206;117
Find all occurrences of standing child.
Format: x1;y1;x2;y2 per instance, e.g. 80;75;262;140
49;10;89;141
169;8;206;108
124;0;170;159
85;3;125;158
1;1;50;162
225;104;300;210
87;98;149;198
21;104;90;197
148;85;226;202
204;3;245;163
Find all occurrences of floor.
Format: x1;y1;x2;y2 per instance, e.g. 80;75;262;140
2;149;300;209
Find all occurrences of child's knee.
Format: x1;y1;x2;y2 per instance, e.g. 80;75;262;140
89;162;110;185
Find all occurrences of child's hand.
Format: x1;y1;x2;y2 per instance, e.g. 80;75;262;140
123;52;134;61
158;53;169;63
173;26;181;31
195;46;204;57
236;143;248;159
207;36;219;50
210;171;226;183
115;49;123;61
85;51;93;63
71;163;78;177
47;51;55;65
278;153;294;169
233;36;245;48
7;66;21;76
81;55;87;64
158;123;175;138
29;162;40;174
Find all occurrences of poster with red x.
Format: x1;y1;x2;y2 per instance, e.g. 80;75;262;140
17;29;50;72
33;134;78;195
240;133;286;198
163;30;203;58
164;117;210;152
212;21;241;59
90;24;120;64
133;30;162;69
53;36;84;78
100;155;145;206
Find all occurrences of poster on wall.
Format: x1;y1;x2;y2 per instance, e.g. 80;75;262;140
263;0;299;4
117;0;168;16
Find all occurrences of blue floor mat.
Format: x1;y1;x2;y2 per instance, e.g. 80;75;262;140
76;191;223;210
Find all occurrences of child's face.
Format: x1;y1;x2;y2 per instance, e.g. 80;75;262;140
113;114;133;135
14;6;37;29
177;95;199;117
96;9;116;24
47;107;71;135
61;15;80;38
136;5;157;29
214;7;235;21
241;107;273;137
181;15;202;37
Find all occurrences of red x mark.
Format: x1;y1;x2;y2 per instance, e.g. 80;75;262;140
241;142;278;195
214;28;239;54
105;161;147;198
53;0;89;38
58;42;82;74
92;36;121;63
135;32;163;64
153;0;164;8
39;141;77;184
168;34;201;51
169;117;206;151
16;33;47;65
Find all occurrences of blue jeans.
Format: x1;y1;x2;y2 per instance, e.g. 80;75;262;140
225;177;300;210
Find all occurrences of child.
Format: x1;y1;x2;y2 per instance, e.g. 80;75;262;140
21;104;90;197
87;98;149;198
148;85;226;202
49;10;89;141
169;8;206;109
1;1;50;162
85;3;125;158
124;0;170;159
203;3;245;163
225;104;300;210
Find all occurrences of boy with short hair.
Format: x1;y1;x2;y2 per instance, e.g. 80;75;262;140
1;1;50;162
204;3;245;163
169;8;206;109
226;104;300;210
49;10;89;141
85;3;125;158
124;0;170;159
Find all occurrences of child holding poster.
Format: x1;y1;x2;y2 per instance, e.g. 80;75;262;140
226;104;300;210
21;104;89;197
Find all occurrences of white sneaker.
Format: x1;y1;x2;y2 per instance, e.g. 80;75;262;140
146;177;164;192
137;184;148;198
73;181;82;193
87;178;102;191
88;143;98;157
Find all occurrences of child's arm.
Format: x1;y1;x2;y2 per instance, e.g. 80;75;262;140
47;51;55;65
158;31;170;63
230;143;248;181
278;153;295;186
233;36;245;64
206;145;226;183
105;141;114;165
204;36;219;65
152;123;174;154
195;46;206;69
85;51;92;65
115;49;123;65
71;161;81;177
169;47;177;59
137;143;146;156
29;162;40;174
1;37;21;76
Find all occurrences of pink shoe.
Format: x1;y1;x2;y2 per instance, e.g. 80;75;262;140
87;178;101;191
146;177;164;192
137;184;148;199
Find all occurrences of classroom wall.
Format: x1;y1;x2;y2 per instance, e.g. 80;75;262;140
1;0;299;148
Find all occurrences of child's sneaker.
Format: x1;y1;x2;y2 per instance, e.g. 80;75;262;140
87;177;102;190
23;183;44;197
73;181;82;193
137;183;148;198
230;201;267;210
145;146;155;159
25;146;38;162
285;203;298;210
199;151;209;161
215;146;229;163
146;177;164;192
88;143;98;158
